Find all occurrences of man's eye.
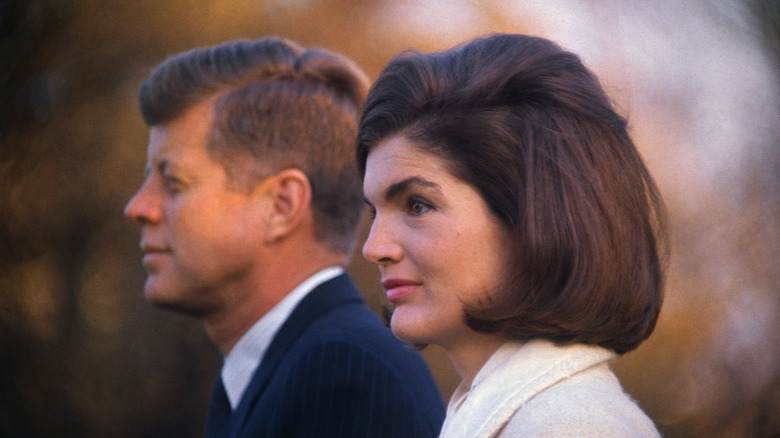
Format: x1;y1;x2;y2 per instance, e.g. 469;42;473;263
164;176;184;192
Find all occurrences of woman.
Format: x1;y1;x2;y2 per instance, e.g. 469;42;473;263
358;34;667;437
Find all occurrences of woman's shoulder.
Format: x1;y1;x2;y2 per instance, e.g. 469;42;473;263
501;362;660;437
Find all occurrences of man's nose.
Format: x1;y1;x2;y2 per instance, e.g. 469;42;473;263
124;183;160;226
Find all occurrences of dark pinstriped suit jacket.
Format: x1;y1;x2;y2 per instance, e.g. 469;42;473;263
205;273;445;438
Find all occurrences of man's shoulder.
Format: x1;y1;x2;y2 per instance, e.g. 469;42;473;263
279;295;437;392
238;279;446;437
269;274;439;395
289;299;412;363
292;274;397;344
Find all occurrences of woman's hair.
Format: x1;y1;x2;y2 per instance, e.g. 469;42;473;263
357;33;667;354
139;37;370;256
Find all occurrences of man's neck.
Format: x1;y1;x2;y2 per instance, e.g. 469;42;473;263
203;248;347;355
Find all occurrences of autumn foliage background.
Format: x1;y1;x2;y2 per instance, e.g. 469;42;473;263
1;1;778;437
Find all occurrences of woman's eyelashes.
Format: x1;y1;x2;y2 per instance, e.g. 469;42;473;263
364;197;434;220
407;197;434;216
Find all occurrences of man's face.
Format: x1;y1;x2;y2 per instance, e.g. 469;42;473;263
124;99;271;317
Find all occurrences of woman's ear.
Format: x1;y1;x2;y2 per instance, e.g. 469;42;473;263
262;168;312;243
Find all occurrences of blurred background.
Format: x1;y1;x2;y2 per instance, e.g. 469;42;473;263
1;0;778;436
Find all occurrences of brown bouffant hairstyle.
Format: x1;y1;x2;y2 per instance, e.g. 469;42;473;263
139;37;370;255
357;33;667;354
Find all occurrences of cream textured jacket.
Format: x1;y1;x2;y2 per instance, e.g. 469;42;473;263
439;340;660;437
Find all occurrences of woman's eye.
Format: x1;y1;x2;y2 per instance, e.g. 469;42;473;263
407;198;432;216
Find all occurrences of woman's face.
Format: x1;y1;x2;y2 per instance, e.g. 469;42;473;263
362;135;510;352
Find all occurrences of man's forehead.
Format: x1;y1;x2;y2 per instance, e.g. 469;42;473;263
144;96;218;154
144;126;199;175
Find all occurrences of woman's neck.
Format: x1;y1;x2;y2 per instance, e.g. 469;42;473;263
443;332;507;388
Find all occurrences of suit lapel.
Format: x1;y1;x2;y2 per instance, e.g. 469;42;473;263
225;273;364;437
205;376;231;438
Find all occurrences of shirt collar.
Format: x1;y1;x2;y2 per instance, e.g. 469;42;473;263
220;266;344;409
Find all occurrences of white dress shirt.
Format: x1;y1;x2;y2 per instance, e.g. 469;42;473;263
220;266;344;409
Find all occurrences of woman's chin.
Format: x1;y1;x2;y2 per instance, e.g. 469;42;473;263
389;313;430;345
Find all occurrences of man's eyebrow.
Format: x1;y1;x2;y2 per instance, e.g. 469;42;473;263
144;159;170;178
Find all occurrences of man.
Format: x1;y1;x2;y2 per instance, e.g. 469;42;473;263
124;37;445;438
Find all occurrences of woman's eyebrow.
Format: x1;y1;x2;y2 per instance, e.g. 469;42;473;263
363;176;442;208
384;176;441;201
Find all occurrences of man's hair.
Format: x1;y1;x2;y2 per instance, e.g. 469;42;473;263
357;33;668;354
139;37;369;255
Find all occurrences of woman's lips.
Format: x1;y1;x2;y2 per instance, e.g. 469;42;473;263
381;278;420;302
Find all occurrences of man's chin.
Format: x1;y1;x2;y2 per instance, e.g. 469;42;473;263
148;299;210;319
143;278;215;318
145;286;196;316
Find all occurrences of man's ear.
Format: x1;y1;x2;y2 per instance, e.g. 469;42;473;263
263;168;312;243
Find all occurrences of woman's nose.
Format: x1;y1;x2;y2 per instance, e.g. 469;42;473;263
362;217;402;266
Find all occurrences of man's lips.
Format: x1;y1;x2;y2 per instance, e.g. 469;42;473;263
381;278;421;302
141;243;168;253
140;243;170;263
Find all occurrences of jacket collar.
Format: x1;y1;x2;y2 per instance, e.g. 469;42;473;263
223;273;363;437
441;339;616;437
